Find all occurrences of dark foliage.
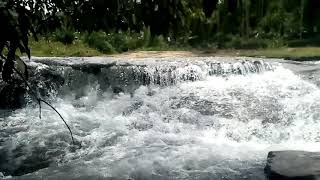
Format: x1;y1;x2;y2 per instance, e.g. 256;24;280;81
2;0;320;78
0;0;60;82
54;27;75;44
0;0;75;144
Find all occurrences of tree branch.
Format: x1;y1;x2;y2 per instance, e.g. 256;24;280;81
39;99;75;144
11;65;75;145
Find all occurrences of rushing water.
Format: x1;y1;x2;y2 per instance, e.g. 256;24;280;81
1;57;320;180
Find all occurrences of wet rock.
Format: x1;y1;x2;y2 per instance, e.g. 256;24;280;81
27;58;274;97
122;101;143;115
0;146;53;177
0;83;26;109
113;86;123;94
40;69;65;84
284;56;320;62
29;67;65;97
265;151;320;180
71;63;105;75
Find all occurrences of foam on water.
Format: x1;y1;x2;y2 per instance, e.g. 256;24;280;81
1;60;320;180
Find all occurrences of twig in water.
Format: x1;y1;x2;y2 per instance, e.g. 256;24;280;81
38;99;41;119
40;99;75;144
11;66;75;145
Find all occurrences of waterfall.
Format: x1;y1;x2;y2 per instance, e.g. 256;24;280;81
1;57;319;180
28;57;274;96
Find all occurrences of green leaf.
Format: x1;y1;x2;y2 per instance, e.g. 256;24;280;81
15;55;28;79
0;1;7;8
8;9;18;19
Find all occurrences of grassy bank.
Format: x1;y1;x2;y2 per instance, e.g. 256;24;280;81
239;47;320;59
27;29;320;59
28;38;190;57
28;39;320;60
29;39;102;57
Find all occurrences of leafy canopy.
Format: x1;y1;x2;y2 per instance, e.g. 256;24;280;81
0;0;61;82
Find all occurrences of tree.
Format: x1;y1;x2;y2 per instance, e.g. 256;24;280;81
0;0;74;144
0;0;62;82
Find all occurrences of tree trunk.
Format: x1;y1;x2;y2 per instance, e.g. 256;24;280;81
261;0;264;17
300;0;305;39
240;0;245;37
245;0;249;38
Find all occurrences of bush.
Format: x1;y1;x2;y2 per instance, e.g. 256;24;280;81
84;31;115;54
149;35;168;48
288;36;320;47
105;29;151;52
126;27;153;49
224;35;242;49
54;27;75;45
224;36;268;49
241;38;268;49
125;33;145;50
106;32;129;52
84;30;153;53
266;38;286;48
86;27;155;53
141;27;151;47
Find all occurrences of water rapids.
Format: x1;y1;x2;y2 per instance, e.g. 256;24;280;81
1;57;320;180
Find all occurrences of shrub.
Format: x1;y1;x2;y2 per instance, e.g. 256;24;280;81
84;31;115;54
106;30;149;52
54;27;75;45
241;38;268;49
126;33;143;50
149;35;168;48
224;35;268;49
101;28;153;52
266;38;286;48
225;35;242;49
288;36;320;47
141;27;151;47
106;32;129;52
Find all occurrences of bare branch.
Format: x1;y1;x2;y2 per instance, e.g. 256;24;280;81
40;99;75;144
12;65;75;145
38;99;42;119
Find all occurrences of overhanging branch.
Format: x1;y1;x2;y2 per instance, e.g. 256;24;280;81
10;64;75;145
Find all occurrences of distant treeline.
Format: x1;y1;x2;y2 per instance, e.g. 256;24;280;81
47;0;320;47
2;0;320;56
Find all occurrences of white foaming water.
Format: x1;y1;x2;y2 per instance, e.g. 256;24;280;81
2;62;320;180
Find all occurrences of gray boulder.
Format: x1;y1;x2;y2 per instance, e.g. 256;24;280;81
0;83;26;109
265;151;320;180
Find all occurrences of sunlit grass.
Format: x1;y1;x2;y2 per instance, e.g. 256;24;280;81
29;39;102;57
28;39;320;60
241;47;320;58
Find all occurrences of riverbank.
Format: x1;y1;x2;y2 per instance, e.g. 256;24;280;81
107;47;320;60
29;39;320;60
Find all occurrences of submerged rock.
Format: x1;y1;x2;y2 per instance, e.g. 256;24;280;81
0;83;26;109
265;151;320;180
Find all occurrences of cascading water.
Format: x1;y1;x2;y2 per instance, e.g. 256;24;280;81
1;57;320;180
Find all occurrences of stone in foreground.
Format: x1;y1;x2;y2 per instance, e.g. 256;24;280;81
265;151;320;180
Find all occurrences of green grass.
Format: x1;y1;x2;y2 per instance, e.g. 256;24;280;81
28;38;320;60
239;47;320;59
28;37;189;57
29;39;102;57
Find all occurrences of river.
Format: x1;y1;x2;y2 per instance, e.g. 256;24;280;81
1;57;320;180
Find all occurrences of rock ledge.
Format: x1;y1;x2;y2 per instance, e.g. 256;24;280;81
265;151;320;180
